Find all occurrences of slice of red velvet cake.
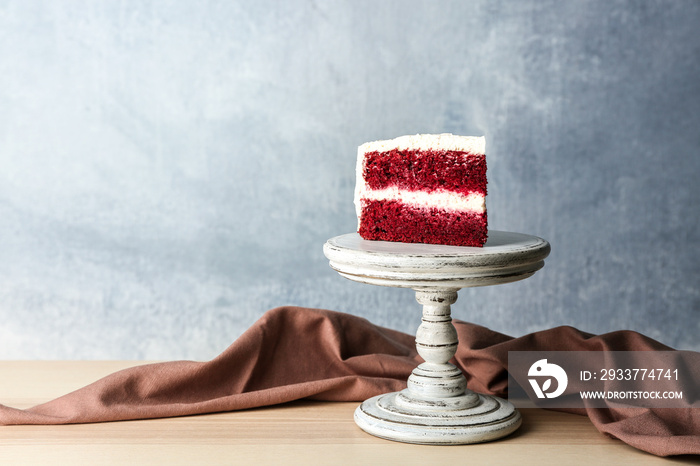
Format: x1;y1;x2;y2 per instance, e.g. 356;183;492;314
354;133;487;247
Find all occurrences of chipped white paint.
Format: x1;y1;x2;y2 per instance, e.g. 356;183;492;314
323;231;550;445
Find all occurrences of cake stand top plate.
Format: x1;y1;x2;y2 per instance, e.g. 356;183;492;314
323;231;551;289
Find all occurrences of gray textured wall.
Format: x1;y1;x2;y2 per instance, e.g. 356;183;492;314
1;0;698;359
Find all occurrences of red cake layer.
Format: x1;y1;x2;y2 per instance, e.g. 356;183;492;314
358;199;488;247
362;149;486;197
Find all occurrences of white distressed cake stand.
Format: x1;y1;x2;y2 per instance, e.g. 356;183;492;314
323;231;550;445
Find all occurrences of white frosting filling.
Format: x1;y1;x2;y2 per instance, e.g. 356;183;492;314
357;187;485;212
359;133;485;155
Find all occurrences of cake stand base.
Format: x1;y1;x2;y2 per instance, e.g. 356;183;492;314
355;390;521;445
323;232;550;446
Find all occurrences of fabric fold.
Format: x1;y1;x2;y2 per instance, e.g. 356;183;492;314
1;306;697;457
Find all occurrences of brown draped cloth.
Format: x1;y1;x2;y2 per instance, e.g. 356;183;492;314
0;306;697;457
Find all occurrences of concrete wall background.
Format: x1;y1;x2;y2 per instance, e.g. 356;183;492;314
1;0;698;359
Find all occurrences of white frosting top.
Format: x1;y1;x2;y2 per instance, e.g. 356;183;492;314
358;133;485;155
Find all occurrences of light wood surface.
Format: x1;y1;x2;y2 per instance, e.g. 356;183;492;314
0;361;694;465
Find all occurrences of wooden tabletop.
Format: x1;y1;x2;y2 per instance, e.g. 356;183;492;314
0;361;694;465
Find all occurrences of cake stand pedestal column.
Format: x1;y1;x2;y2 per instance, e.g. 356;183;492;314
323;231;550;445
